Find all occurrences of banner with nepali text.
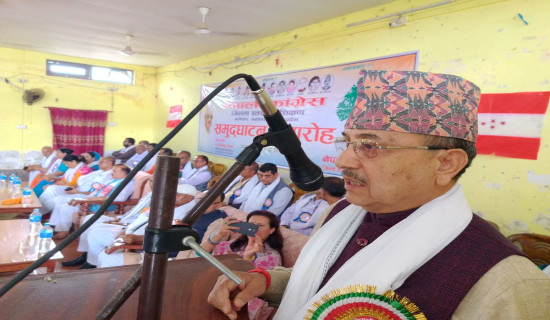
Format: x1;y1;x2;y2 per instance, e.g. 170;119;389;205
197;52;418;175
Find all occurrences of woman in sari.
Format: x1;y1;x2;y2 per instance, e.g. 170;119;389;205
201;210;283;320
31;148;73;197
81;151;101;171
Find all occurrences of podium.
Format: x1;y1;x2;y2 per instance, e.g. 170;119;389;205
0;255;252;319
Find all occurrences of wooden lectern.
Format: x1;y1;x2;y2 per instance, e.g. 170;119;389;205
0;255;252;319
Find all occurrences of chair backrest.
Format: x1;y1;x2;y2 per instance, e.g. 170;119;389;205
131;171;152;199
207;175;222;190
279;227;308;268
212;163;227;176
289;183;308;204
507;233;550;266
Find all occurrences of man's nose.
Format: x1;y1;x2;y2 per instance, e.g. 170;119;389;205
335;145;358;169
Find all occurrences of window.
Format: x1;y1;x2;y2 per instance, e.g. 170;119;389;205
46;60;134;85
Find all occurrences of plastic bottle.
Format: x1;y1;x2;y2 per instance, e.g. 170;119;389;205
38;223;54;257
29;208;43;236
0;172;6;189
22;186;33;207
8;173;17;191
11;178;22;198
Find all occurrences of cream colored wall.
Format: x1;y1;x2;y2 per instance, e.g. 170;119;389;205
0;47;158;153
156;0;550;235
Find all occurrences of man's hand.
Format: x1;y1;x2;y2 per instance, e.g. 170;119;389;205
207;271;267;320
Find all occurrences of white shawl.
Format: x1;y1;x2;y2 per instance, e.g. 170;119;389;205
240;176;282;214
274;184;472;319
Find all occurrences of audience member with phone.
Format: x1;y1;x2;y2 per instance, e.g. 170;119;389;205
200;210;284;319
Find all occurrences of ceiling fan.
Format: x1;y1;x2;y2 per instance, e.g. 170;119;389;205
116;35;165;56
182;7;255;37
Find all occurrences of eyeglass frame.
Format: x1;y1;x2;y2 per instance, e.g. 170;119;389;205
333;136;449;159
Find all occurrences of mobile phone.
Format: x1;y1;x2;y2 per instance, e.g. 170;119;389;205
64;187;73;191
230;221;259;237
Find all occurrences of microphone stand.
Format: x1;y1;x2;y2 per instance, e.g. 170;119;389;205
98;125;287;319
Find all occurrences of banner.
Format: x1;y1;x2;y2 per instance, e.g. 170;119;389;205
198;52;418;175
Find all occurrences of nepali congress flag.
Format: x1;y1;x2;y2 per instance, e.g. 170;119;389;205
166;105;182;128
476;92;550;160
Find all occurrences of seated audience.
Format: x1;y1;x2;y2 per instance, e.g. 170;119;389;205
37;154;89;200
146;143;157;152
88;184;197;269
224;162;260;208
179;155;212;192
81;151;101;171
39;157;115;213
144;147;174;173
48;164;134;239
24;146;55;183
201;211;283;319
177;150;193;178
31;147;73;197
280;177;345;236
61;175;157;267
239;163;293;217
125;144;149;168
111;137;136;164
188;193;226;241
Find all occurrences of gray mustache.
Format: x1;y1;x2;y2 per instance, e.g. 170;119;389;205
342;169;367;184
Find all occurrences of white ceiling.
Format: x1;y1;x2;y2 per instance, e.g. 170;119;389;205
0;0;394;67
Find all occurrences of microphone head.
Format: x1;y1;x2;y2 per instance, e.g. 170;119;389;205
285;151;324;191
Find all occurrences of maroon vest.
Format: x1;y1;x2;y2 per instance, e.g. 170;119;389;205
321;201;521;319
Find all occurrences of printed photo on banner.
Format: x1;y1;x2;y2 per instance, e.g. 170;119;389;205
197;51;418;175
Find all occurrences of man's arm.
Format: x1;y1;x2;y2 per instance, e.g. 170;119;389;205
279;203;296;227
453;255;550;319
179;170;212;187
113;148;136;163
268;187;294;217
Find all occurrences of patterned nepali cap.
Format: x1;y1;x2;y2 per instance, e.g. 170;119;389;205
345;70;481;142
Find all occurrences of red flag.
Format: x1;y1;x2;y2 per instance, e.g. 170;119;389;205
476;92;549;160
166;105;182;128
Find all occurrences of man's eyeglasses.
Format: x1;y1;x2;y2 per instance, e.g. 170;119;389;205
333;137;448;159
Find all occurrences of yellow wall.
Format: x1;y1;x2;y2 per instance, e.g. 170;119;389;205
0;0;548;235
0;47;158;152
156;0;550;235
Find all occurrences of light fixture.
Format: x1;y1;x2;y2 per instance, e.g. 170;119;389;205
389;15;407;28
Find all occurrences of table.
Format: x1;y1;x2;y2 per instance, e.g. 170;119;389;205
0;188;42;214
0;255;252;319
0;219;63;273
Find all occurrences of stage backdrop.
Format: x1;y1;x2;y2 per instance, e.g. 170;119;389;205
198;52;418;175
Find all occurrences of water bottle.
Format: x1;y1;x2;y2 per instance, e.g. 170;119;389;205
8;173;17;191
0;172;6;189
22;186;33;207
29;208;42;236
38;223;54;257
11;178;22;198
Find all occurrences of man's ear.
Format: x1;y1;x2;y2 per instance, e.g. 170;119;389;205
434;149;469;186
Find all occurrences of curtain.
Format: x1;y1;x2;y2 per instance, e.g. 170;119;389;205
48;107;108;155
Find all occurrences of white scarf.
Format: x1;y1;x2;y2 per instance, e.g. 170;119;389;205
47;159;63;174
120;192;153;224
274;184;472;319
240;176;282;213
63;162;84;183
42;153;56;168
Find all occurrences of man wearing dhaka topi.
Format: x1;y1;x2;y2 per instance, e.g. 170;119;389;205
207;70;550;319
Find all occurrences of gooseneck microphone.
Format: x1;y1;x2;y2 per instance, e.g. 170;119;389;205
244;75;324;191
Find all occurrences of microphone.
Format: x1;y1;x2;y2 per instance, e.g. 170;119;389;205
244;75;324;191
